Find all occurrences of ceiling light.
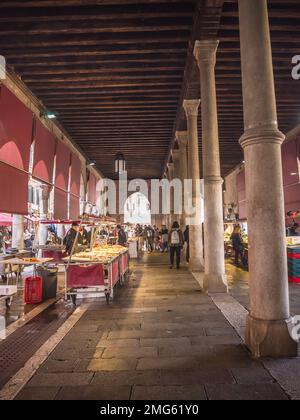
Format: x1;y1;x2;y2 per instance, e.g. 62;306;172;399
114;152;126;174
41;110;57;120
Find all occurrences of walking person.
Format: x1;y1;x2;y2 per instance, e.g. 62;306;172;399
169;221;184;269
144;225;154;253
230;225;245;266
117;224;127;247
184;225;190;263
160;225;169;253
154;226;160;251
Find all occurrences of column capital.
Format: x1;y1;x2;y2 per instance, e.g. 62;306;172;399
183;99;200;118
175;131;188;147
239;125;285;149
194;40;219;66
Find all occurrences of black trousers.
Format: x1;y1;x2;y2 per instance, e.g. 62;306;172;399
186;244;190;263
234;249;244;265
170;246;182;268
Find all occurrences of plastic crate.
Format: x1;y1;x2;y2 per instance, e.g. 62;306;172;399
288;257;300;263
287;247;300;256
24;276;43;304
288;253;300;260
288;264;300;272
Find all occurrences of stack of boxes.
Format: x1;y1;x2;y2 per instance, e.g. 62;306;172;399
287;246;300;283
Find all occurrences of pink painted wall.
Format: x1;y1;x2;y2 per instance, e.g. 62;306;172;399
236;137;300;220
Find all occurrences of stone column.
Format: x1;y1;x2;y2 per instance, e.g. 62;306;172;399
238;0;297;357
167;162;174;229
194;40;227;293
40;184;52;218
176;131;188;228
38;184;52;247
183;99;204;272
12;215;24;250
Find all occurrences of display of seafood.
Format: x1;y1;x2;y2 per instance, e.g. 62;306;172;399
70;245;127;263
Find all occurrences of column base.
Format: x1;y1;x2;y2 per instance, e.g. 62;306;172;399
246;315;298;359
189;260;204;273
203;273;228;294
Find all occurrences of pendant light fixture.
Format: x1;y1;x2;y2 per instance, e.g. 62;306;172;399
114;152;126;174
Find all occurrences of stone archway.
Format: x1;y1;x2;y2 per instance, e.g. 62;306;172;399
124;192;151;225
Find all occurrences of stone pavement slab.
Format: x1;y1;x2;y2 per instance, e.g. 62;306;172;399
92;370;162;387
55;385;131;400
205;383;289;400
137;357;200;371
96;338;140;348
102;346;158;359
132;385;207;401
27;372;94;387
16;387;60;400
88;358;138;372
160;369;235;386
231;366;275;384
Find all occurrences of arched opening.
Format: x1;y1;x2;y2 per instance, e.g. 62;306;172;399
124;192;151;225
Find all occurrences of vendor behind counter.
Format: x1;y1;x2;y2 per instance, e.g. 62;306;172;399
63;223;90;255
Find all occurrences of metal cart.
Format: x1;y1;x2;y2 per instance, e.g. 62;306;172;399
63;254;121;305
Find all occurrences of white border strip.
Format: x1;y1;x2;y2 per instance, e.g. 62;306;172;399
210;293;248;340
191;271;248;340
0;304;88;400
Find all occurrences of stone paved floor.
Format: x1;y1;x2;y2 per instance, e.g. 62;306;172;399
0;270;65;327
227;261;300;316
16;254;289;400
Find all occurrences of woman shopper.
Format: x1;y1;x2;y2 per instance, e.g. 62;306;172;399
230;225;245;266
168;221;184;269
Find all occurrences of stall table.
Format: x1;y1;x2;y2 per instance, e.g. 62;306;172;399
0;257;53;307
63;248;129;305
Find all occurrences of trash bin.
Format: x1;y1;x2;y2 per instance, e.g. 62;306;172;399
36;268;58;301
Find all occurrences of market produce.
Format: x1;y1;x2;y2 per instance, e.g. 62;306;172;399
70;244;127;263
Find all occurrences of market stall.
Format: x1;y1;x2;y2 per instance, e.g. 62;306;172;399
0;257;54;307
63;245;129;305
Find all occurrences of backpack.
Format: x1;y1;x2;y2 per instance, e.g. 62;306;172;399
171;229;180;245
147;229;153;238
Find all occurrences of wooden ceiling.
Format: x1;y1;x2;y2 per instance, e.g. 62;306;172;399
0;0;299;179
0;0;197;179
176;0;300;176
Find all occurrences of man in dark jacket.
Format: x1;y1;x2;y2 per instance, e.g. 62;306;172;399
169;221;184;269
117;225;127;246
64;222;80;255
